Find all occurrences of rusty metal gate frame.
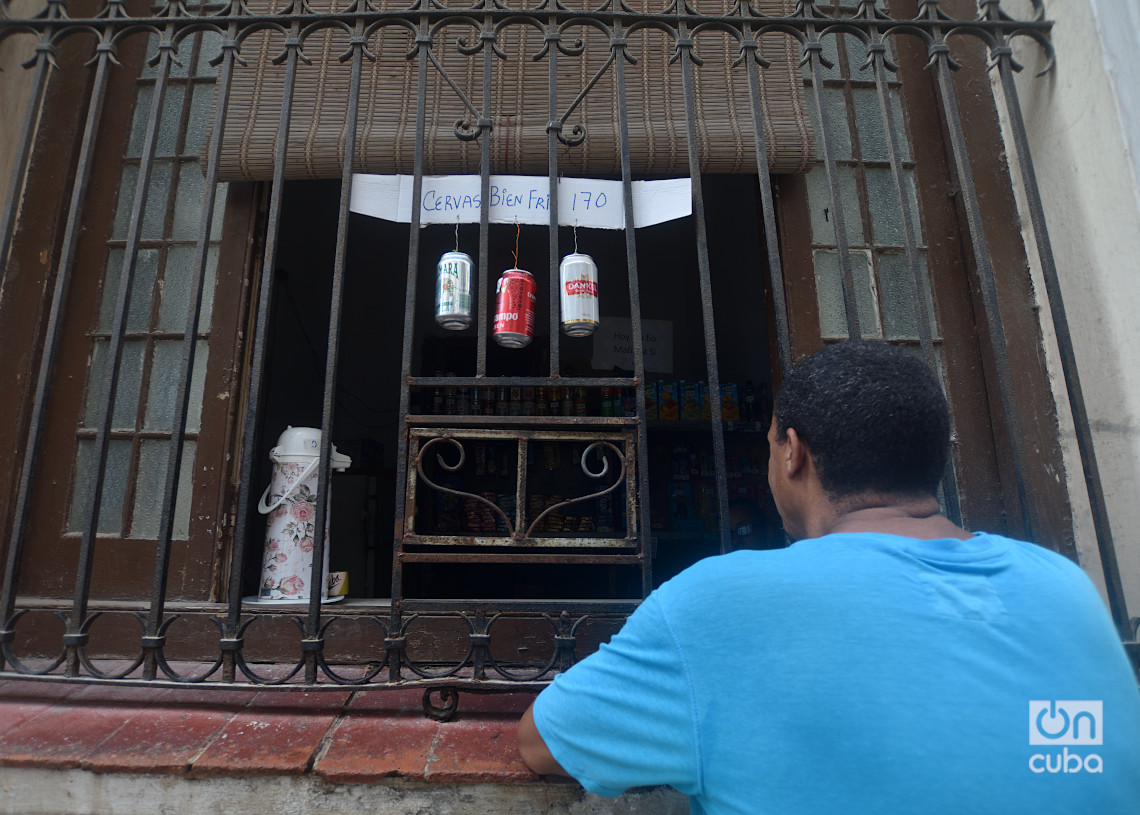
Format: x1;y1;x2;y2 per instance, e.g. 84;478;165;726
1;0;1135;711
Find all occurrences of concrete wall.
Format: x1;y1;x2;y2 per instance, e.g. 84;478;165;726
0;769;690;815
1004;0;1140;618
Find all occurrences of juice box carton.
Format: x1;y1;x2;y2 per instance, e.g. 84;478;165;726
644;381;660;420
621;387;637;417
699;382;712;421
680;381;702;421
658;381;680;420
720;382;740;422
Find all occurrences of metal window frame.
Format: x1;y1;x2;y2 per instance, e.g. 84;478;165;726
1;0;1134;713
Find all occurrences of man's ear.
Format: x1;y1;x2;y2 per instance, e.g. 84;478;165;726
783;427;808;479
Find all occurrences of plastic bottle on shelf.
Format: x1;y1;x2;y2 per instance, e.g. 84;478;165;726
574;387;588;416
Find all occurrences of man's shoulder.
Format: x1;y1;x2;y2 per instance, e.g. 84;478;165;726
974;532;1100;589
655;532;1095;610
654;542;844;605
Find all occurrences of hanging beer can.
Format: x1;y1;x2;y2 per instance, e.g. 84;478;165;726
435;251;473;330
493;267;536;348
559;252;600;337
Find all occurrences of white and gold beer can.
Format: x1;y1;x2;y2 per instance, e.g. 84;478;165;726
559;252;599;337
435;251;473;330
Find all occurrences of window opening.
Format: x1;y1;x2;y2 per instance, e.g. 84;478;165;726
254;172;778;604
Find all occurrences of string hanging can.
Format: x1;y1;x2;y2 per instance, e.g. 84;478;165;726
493;268;536;348
435;251;473;330
559;252;599;337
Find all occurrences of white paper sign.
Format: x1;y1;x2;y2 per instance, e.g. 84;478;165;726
349;174;691;230
591;317;673;374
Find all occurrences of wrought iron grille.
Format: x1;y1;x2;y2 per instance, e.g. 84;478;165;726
1;0;1135;715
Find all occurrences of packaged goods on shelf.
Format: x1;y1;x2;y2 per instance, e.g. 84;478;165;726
659;381;680;420
645;381;660;420
680;381;702;421
720;383;741;421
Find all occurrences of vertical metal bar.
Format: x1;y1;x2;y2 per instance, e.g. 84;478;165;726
804;27;860;339
546;17;561;377
302;19;369;682
610;18;652;595
0;15;59;669
226;16;307;677
741;18;792;373
928;41;1033;537
516;436;528;539
866;33;962;524
993;50;1131;634
869;58;933;366
476;14;494;378
472;609;486;679
677;22;729;553
68;33;175;675
0;10;55;271
390;13;433;681
146;22;231;680
625;434;638;550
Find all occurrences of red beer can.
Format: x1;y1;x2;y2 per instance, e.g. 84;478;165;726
493;268;536;348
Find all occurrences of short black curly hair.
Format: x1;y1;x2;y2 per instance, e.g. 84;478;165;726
774;341;950;500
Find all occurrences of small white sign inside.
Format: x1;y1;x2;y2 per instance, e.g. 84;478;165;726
349;174;692;230
591;317;673;374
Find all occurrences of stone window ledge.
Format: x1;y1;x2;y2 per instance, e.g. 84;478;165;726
0;678;540;783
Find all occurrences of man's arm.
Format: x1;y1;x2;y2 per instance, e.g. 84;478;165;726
513;589;698;795
518;701;570;776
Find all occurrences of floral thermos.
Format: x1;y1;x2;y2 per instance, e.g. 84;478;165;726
256;427;351;601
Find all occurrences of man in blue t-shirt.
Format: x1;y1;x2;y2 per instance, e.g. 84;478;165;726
518;340;1140;814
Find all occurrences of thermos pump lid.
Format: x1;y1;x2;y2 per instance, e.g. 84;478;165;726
270;426;351;469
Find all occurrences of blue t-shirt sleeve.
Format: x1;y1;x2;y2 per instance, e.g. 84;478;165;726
531;590;701;797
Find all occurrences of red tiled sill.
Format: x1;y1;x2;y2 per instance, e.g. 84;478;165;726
0;679;549;785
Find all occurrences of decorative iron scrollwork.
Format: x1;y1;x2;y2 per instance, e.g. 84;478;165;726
416;435;518;537
423;685;459;721
524;440;625;538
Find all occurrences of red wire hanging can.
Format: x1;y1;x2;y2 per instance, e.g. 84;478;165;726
493;267;536;348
